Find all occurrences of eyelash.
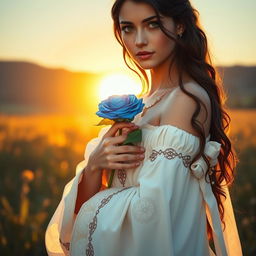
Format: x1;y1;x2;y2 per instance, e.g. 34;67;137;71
121;21;160;33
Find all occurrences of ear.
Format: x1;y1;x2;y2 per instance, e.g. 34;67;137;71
176;24;185;37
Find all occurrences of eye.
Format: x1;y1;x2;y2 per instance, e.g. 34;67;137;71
148;21;160;28
121;26;133;33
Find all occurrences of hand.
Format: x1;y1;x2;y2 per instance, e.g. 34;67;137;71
87;122;145;173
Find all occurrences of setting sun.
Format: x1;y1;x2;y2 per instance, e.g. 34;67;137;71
98;74;142;100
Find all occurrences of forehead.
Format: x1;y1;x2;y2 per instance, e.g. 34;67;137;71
119;1;156;22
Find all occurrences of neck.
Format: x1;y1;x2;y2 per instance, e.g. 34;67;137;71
148;59;190;96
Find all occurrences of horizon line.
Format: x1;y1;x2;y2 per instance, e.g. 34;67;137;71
1;58;256;74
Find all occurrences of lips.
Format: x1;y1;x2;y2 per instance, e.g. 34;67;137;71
136;51;155;61
136;51;154;56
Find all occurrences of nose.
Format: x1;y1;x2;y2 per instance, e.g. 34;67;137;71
135;29;147;47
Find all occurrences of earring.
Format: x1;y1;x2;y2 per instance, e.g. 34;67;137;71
177;24;183;38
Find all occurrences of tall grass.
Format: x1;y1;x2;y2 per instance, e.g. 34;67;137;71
0;110;255;255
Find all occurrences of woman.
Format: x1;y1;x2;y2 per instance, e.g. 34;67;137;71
45;0;242;255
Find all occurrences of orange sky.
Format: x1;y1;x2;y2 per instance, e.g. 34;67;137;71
0;0;255;73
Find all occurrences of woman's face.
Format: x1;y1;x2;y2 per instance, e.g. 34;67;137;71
119;0;179;70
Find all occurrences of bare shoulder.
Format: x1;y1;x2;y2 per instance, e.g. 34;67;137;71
173;82;211;105
160;82;211;137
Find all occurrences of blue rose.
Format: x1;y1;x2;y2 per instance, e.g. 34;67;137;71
95;94;144;188
96;94;144;121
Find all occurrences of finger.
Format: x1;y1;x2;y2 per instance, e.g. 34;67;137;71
103;122;137;138
122;126;140;135
111;153;145;163
103;133;128;146
122;127;130;134
112;144;145;154
110;161;142;170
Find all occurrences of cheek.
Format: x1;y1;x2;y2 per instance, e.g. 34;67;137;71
153;32;175;52
122;37;135;57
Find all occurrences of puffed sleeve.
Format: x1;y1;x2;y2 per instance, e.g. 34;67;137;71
190;137;243;256
45;125;111;256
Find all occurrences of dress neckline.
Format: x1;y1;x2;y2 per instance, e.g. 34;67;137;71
141;123;211;141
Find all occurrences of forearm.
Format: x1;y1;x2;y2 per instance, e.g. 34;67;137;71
74;165;103;214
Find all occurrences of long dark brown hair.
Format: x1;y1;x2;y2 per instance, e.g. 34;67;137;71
111;0;238;240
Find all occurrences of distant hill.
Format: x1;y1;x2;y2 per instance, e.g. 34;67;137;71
217;66;256;108
0;61;103;115
0;61;255;114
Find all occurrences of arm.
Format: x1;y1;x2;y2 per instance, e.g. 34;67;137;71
73;122;140;214
74;165;103;214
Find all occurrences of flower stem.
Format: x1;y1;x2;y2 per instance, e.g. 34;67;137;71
107;127;122;188
107;169;115;188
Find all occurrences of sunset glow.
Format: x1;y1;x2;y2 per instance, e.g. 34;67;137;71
0;0;254;72
98;74;142;100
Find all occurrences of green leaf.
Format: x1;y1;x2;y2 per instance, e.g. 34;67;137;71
123;129;142;145
95;118;115;126
107;169;115;188
114;118;133;123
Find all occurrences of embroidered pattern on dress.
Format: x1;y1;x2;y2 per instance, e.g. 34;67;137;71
59;238;70;251
86;187;131;256
149;148;191;167
132;197;156;223
117;169;127;187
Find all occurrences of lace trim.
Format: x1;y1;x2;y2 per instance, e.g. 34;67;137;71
149;147;191;167
86;187;131;256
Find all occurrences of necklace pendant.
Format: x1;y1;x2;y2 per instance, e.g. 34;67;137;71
141;108;146;117
140;88;175;118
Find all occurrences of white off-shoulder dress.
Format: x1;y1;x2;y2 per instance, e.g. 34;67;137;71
45;123;242;256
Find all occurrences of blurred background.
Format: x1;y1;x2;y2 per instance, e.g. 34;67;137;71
0;0;255;255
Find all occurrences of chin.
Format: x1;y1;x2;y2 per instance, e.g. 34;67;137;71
140;64;161;70
136;61;159;70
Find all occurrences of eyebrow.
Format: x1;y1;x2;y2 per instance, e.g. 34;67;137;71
119;15;159;25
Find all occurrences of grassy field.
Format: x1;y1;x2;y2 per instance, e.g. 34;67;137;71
0;109;255;255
